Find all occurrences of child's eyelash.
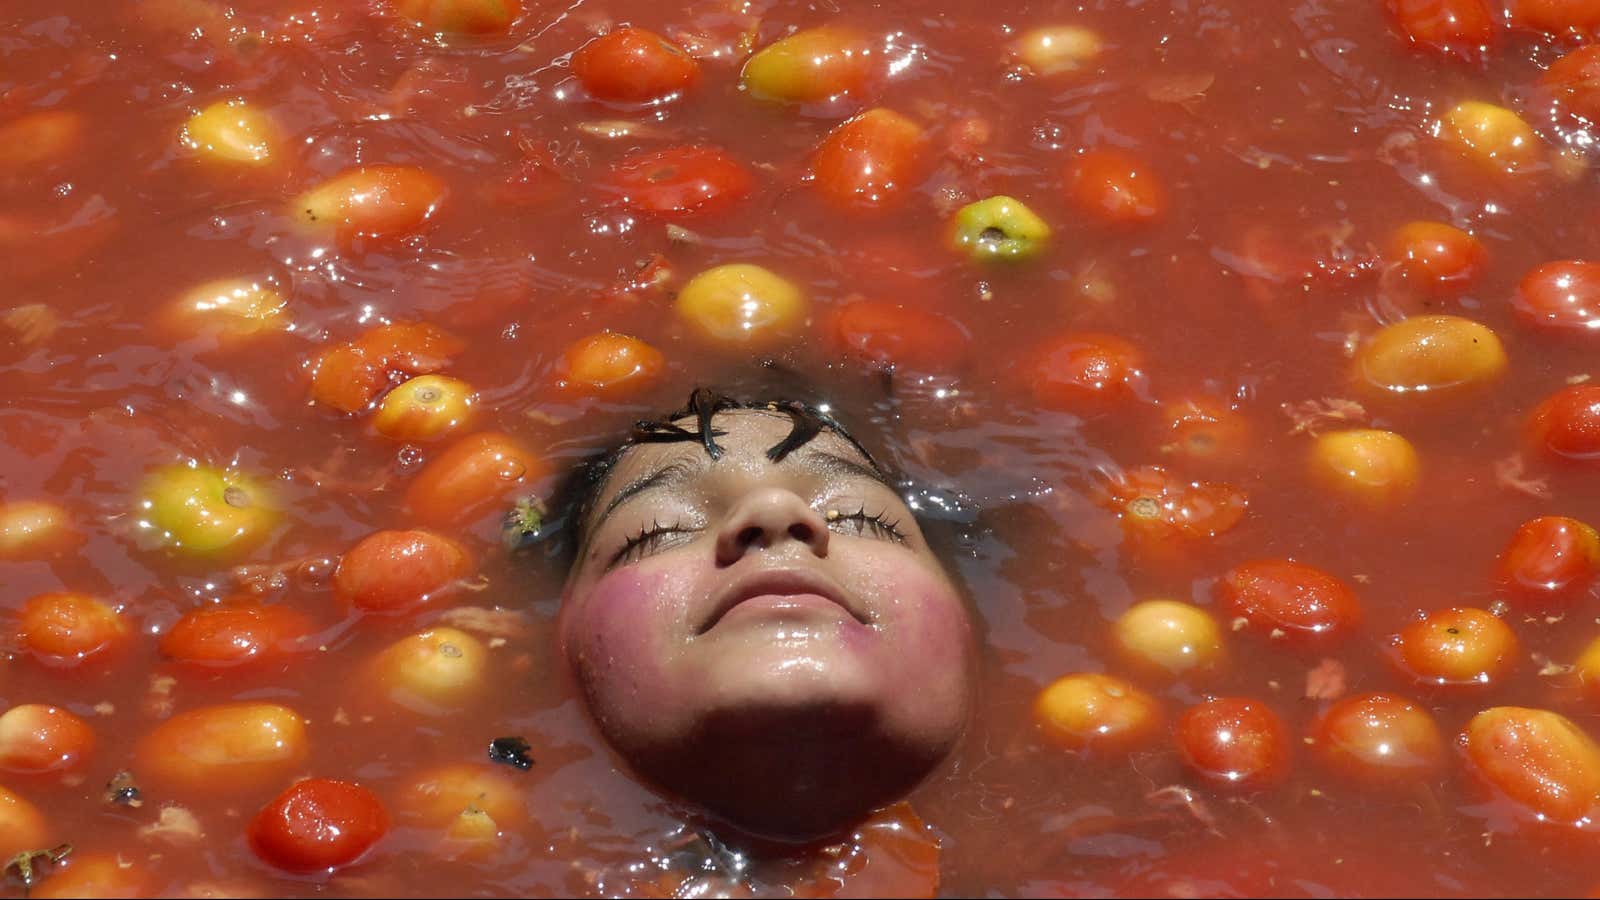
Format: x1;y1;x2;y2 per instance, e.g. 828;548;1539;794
828;506;908;543
611;520;691;567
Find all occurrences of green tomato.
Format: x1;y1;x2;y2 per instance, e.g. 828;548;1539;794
950;195;1052;262
138;464;276;555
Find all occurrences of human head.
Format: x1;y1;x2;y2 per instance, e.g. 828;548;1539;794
557;389;976;840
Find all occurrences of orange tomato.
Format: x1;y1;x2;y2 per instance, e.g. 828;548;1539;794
249;778;390;873
159;601;314;669
1216;559;1363;645
373;375;475;441
1175;697;1291;791
1512;260;1600;333
1387;221;1486;298
1098;465;1248;544
0;500;78;559
1387;0;1494;52
1513;0;1600;31
1063;149;1168;226
310;321;465;414
31;853;154;900
0;110;85;174
134;702;309;795
1157;395;1251;465
1495;516;1600;611
1463;707;1600;826
293;165;447;246
1311;693;1445;785
1392;607;1518;689
16;592;128;666
557;332;666;395
406;431;544;527
1030;332;1148;413
830;299;969;371
571;27;700;103
0;784;52;858
0;705;95;775
333;529;472;613
396;0;520;34
1033;673;1163;754
811;109;929;212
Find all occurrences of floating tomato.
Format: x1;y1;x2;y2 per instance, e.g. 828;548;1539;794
600;145;753;218
1540;45;1600;126
1063;149;1168;226
0;705;95;775
334;529;472;614
405;432;543;527
1099;466;1248;543
1386;0;1494;53
1215;558;1363;646
1391;607;1518;689
249;778;390;873
741;26;874;104
1495;516;1600;611
135;702;309;796
396;0;521;34
1112;599;1227;679
160;601;314;668
1463;707;1600;828
812;109;929;212
292;166;447;246
1175;697;1291;791
1528;385;1600;463
1311;693;1445;785
1033;673;1163;754
1387;221;1486;297
1512;261;1600;333
558;332;667;395
572;28;699;103
16;592;129;666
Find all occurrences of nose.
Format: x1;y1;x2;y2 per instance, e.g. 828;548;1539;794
714;487;831;566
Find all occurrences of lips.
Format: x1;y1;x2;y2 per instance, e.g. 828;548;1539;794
697;567;868;634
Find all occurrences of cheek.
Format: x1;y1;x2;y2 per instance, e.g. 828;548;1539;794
853;550;974;663
560;562;704;699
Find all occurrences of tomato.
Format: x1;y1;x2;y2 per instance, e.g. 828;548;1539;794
1033;673;1163;754
812;109;929;212
0;500;78;559
741;26;874;104
1513;0;1600;31
31;853;154;900
0;784;51;859
1540;46;1600;125
311;321;465;413
0;110;84;175
1112;599;1226;679
1308;429;1420;506
1355;314;1507;395
1512;261;1600;333
180;99;276;166
1387;221;1486;298
405;431;544;527
1437;101;1541;175
1030;332;1148;413
1495;516;1600;611
1098;466;1248;545
557;332;666;395
249;778;390;873
1387;0;1495;53
675;263;808;347
1391;607;1518;689
1063;149;1168;226
373;374;475;441
168;277;288;339
600;145;753;219
159;601;314;668
1011;26;1103;76
135;702;309;795
1215;558;1363;646
137;464;277;556
1175;697;1291;791
1463;707;1600;827
830;299;969;371
1311;693;1445;785
0;705;95;775
396;0;520;34
398;762;526;828
1528;385;1600;463
365;627;490;714
292;166;447;246
949;195;1052;262
571;27;699;104
16;592;129;666
1574;636;1600;705
334;529;472;614
1157;395;1251;465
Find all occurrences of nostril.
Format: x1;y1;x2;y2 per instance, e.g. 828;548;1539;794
737;525;765;548
788;522;814;543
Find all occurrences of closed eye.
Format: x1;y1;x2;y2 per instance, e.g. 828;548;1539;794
827;507;908;543
609;520;696;568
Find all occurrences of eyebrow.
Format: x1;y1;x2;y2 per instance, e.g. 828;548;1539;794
794;447;896;491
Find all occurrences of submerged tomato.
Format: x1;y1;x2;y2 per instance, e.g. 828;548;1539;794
1541;46;1600;125
1312;693;1445;785
812;109;929;212
1387;221;1486;297
572;27;699;103
1513;0;1600;31
293;166;446;245
1175;698;1291;791
1098;466;1248;543
830;299;969;371
1216;558;1363;645
334;529;472;613
1030;332;1148;413
600;146;753;218
1495;516;1600;611
1528;385;1600;463
1063;149;1168;226
160;601;313;669
249;778;390;873
1512;261;1600;333
406;432;544;527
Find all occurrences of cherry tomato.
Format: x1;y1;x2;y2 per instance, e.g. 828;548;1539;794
373;374;475;441
1098;466;1248;544
396;0;520;34
1112;599;1226;679
366;627;489;714
1528;385;1600;463
1030;332;1148;413
1308;428;1421;506
0;784;51;859
1033;673;1163;754
1513;0;1600;31
1463;707;1600;827
0;705;95;775
293;166;447;246
181;99;277;166
830;299;969;371
1495;516;1600;611
159;601;314;668
1438;101;1541;175
135;702;309;795
557;332;666;395
1355;314;1507;395
1391;606;1518;689
1311;693;1445;785
812;109;929;212
1387;0;1494;53
741;25;874;104
1063;149;1168;226
0;500;78;559
1512;261;1600;333
1175;697;1291;791
406;431;544;527
1215;559;1363;645
249;778;390;873
16;592;129;666
1387;221;1486;297
0;110;85;174
311;321;464;414
1540;45;1600;125
600;145;753;219
334;529;472;614
675;263;808;348
572;28;699;104
31;853;154;900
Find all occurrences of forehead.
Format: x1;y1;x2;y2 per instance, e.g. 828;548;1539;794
602;408;875;489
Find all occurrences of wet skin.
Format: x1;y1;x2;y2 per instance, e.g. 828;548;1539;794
560;409;976;840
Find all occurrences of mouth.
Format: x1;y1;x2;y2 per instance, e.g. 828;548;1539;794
697;568;869;635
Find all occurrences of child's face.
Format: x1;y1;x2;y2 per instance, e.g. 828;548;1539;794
559;408;974;837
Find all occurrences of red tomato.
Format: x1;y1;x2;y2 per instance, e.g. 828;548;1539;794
1387;0;1495;52
1175;697;1291;791
1311;693;1445;785
1541;45;1600;125
1098;466;1248;543
1463;707;1600;828
406;431;544;527
294;166;446;246
1528;385;1600;463
1496;516;1600;611
1514;0;1600;31
1063;149;1168;226
249;778;390;873
1215;559;1362;645
1029;332;1148;413
1388;221;1486;298
830;299;969;371
16;592;128;666
1512;261;1600;333
333;529;472;613
0;704;96;775
600;145;753;219
1392;606;1519;689
159;601;314;668
571;27;700;104
310;321;465;413
811;109;929;212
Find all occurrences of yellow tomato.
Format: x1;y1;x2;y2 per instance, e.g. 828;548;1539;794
0;500;76;559
367;627;489;715
134;702;308;795
1309;429;1420;505
1112;599;1226;678
181;99;277;166
1033;673;1162;754
675;263;807;347
0;784;52;858
170;277;288;337
137;464;276;556
1438;101;1541;175
1355;314;1506;395
741;26;874;103
1012;26;1103;75
374;375;475;441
